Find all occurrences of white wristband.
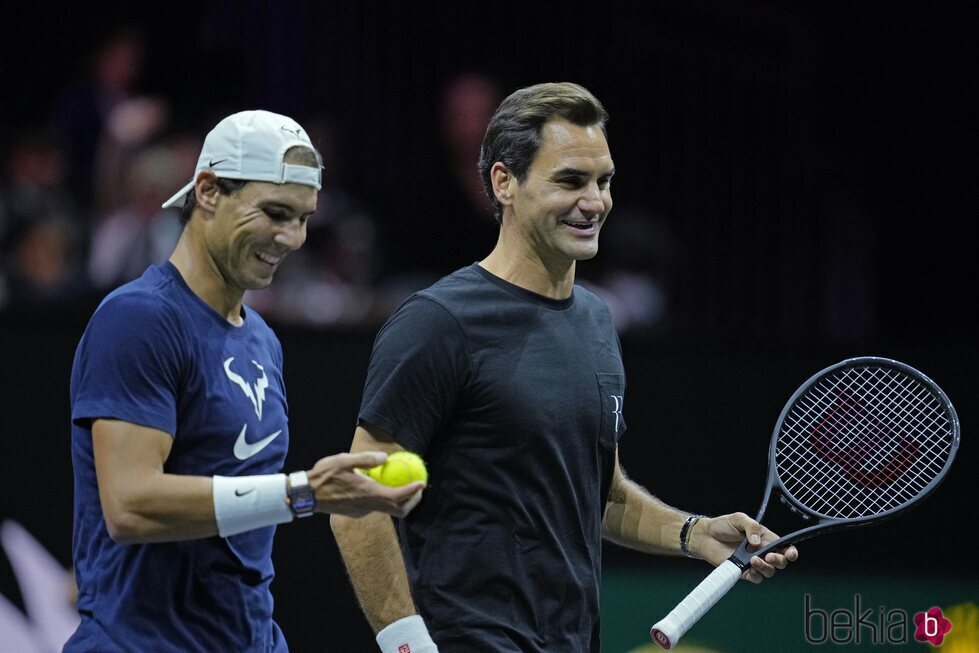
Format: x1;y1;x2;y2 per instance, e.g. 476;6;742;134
212;474;294;537
376;615;438;653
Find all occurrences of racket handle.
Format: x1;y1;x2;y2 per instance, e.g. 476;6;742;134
650;559;742;649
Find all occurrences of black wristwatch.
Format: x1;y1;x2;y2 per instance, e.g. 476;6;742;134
287;471;315;518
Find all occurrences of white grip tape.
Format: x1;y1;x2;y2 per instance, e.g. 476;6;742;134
650;559;742;649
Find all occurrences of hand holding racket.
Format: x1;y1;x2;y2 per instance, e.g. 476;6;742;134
688;513;797;584
650;357;960;649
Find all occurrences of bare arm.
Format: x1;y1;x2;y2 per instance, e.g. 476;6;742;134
330;425;419;632
93;418;425;545
601;448;689;555
602;449;798;583
93;418;216;544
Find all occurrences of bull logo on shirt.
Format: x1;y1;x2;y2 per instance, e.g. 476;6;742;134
223;357;270;420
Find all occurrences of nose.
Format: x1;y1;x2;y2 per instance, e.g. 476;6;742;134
275;219;307;251
578;182;608;217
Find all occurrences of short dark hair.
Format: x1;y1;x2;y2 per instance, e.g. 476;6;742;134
478;82;608;223
177;144;321;224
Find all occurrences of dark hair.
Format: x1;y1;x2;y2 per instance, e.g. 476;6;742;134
177;145;322;224
478;82;608;223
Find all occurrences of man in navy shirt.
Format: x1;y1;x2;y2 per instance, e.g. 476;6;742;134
331;84;798;652
67;110;424;652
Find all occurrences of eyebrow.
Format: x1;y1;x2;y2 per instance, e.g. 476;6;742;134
261;200;315;217
553;167;616;179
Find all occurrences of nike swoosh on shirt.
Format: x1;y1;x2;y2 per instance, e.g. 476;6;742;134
233;424;283;460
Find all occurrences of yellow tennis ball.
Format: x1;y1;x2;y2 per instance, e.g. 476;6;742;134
364;451;428;487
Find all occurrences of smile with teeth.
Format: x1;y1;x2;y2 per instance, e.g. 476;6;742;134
561;219;596;230
256;251;282;266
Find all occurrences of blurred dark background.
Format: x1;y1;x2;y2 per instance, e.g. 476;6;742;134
1;1;974;651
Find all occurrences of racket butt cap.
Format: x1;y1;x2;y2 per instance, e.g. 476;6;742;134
650;627;673;649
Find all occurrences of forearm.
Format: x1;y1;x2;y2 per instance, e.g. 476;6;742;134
331;511;417;633
601;473;690;555
93;418;294;544
99;472;217;543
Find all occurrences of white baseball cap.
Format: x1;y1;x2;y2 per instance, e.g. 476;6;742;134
161;110;322;209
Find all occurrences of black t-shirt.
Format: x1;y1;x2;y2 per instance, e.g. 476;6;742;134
360;264;627;652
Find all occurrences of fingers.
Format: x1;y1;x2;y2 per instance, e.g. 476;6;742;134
388;485;425;518
742;545;799;583
308;450;428;518
343;484;425;519
781;545;800;563
348;474;427;517
332;450;389;471
372;480;426;504
743;554;777;584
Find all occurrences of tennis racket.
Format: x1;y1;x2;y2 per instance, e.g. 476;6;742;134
650;356;959;649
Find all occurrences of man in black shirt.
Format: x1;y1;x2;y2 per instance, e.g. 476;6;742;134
331;82;797;652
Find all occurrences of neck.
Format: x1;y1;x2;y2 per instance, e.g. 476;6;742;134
169;228;245;326
479;230;575;299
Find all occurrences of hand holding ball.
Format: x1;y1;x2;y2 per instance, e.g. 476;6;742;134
359;451;428;486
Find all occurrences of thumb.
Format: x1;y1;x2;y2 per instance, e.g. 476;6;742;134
727;512;762;545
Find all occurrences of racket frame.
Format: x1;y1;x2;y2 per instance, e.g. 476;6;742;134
650;356;960;649
728;356;959;567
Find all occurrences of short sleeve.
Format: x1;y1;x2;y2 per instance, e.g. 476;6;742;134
358;296;470;453
71;292;185;435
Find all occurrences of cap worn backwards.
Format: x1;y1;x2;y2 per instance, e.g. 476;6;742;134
161;110;322;209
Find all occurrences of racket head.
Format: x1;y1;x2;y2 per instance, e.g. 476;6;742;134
770;356;959;525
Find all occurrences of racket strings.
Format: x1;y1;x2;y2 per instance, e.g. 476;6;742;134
786;374;942;515
782;370;948;515
775;365;954;519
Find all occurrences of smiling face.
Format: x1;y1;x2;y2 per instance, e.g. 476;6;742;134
502;119;614;267
203;179;317;293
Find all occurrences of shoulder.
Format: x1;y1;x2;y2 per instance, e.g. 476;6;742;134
416;265;490;305
382;266;485;328
573;283;615;320
378;293;465;345
95;284;173;323
83;269;189;356
92;281;181;333
571;283;620;348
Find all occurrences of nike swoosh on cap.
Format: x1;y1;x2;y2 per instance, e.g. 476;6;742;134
233;424;283;460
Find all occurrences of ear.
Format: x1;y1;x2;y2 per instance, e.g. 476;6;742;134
490;162;515;208
194;172;220;215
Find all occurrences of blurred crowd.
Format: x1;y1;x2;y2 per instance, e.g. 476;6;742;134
0;30;676;333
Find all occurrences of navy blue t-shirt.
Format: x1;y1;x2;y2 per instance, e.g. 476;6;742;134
360;264;627;652
66;262;290;653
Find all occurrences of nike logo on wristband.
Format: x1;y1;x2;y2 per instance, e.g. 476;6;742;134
233;424;282;460
234;487;255;497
